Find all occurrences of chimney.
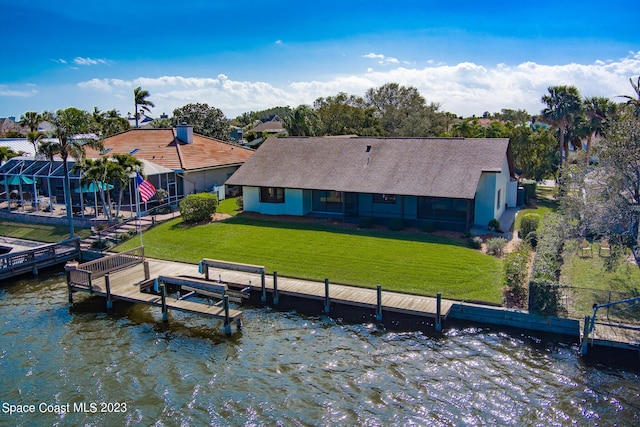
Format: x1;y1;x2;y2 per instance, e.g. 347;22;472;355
176;122;194;144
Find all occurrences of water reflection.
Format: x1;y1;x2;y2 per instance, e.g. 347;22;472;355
0;272;638;426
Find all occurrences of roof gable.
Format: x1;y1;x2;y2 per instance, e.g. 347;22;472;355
227;137;511;199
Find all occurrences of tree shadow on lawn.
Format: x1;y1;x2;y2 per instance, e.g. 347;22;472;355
208;213;470;248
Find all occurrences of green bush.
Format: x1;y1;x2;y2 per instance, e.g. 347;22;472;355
468;236;483;249
359;217;375;229
519;213;540;239
525;231;538;248
503;242;531;308
91;239;110;250
488;218;502;233
236;196;244;209
486;237;507;256
388;219;404;231
179;193;219;223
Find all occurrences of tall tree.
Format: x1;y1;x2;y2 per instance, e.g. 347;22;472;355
313;93;383;136
18;111;42;133
509;126;558;181
111;153;144;220
592;114;640;245
133;87;155;129
171;103;230;141
619;75;640;117
365;83;447;137
583;96;617;162
540;85;583;164
43;108;102;237
0;146;19;164
283;105;319;137
26;131;45;157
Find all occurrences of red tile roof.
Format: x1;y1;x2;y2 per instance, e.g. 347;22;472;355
86;129;254;171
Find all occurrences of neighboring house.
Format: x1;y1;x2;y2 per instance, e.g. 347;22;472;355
127;113;155;129
85;124;254;202
226;136;517;231
245;118;288;148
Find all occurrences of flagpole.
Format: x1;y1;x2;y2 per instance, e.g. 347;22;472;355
132;173;143;248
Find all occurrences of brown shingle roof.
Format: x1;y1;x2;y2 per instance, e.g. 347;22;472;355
226;137;511;199
85;129;254;171
249;119;286;134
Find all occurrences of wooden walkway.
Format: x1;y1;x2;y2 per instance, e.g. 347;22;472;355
185;260;453;319
0;238;80;281
581;319;640;353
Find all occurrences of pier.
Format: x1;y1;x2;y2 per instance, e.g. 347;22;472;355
0;237;81;281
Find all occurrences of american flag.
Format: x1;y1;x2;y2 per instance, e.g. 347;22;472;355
135;172;156;202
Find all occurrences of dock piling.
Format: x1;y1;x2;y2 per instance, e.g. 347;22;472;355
273;271;279;306
324;278;330;314
160;283;168;322
223;295;231;335
105;274;113;310
581;315;591;356
376;285;383;322
261;271;266;303
435;293;442;332
143;261;150;281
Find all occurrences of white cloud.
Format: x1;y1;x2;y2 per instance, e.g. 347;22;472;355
275;40;283;45
73;57;109;66
0;85;38;97
52;58;67;64
74;52;640;118
363;52;400;65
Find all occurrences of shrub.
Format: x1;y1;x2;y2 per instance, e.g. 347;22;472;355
503;242;531;308
468;236;483;249
519;213;540;239
91;239;110;250
359;217;375;229
388;219;404;231
422;221;436;233
486;237;507;256
236;196;243;209
179;193;219;223
488;218;502;233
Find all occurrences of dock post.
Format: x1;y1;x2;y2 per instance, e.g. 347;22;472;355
261;271;266;304
64;266;73;303
223;295;231;335
143;261;150;281
435;293;442;332
160;284;168;322
581;315;591;356
204;263;209;281
324;278;330;313
376;285;383;322
236;318;242;331
105;274;113;310
273;271;279;306
32;263;38;276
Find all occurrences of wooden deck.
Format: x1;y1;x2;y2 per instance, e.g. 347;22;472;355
583;319;640;351
185;261;453;319
0;238;81;281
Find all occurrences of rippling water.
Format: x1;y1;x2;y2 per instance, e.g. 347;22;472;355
0;271;638;426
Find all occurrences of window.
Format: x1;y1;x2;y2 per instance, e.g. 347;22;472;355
260;187;285;203
496;190;501;210
373;194;397;204
312;190;343;213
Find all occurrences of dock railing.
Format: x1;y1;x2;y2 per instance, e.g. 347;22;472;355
68;246;145;292
0;238;80;280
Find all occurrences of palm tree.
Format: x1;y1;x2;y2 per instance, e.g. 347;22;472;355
18;111;42;133
0;146;19;164
111;153;144;220
619;76;640;117
43;108;103;237
133;87;155;128
583;96;617;162
26;131;45;158
541;85;583;164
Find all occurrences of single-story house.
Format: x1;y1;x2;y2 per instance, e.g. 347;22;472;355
226;136;518;231
85;123;255;202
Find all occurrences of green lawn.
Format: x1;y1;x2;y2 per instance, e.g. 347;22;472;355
560;240;640;321
0;220;91;242
513;185;558;232
217;197;242;216
116;215;504;303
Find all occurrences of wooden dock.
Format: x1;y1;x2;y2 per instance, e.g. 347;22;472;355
0;238;80;281
66;250;243;334
581;318;640;354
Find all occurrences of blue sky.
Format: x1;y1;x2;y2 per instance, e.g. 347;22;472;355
1;1;638;120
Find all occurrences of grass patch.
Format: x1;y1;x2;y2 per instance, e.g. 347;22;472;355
0;220;91;242
560;239;640;321
115;215;504;303
216;197;241;217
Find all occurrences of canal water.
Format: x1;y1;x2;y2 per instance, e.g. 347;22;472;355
0;271;638;426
